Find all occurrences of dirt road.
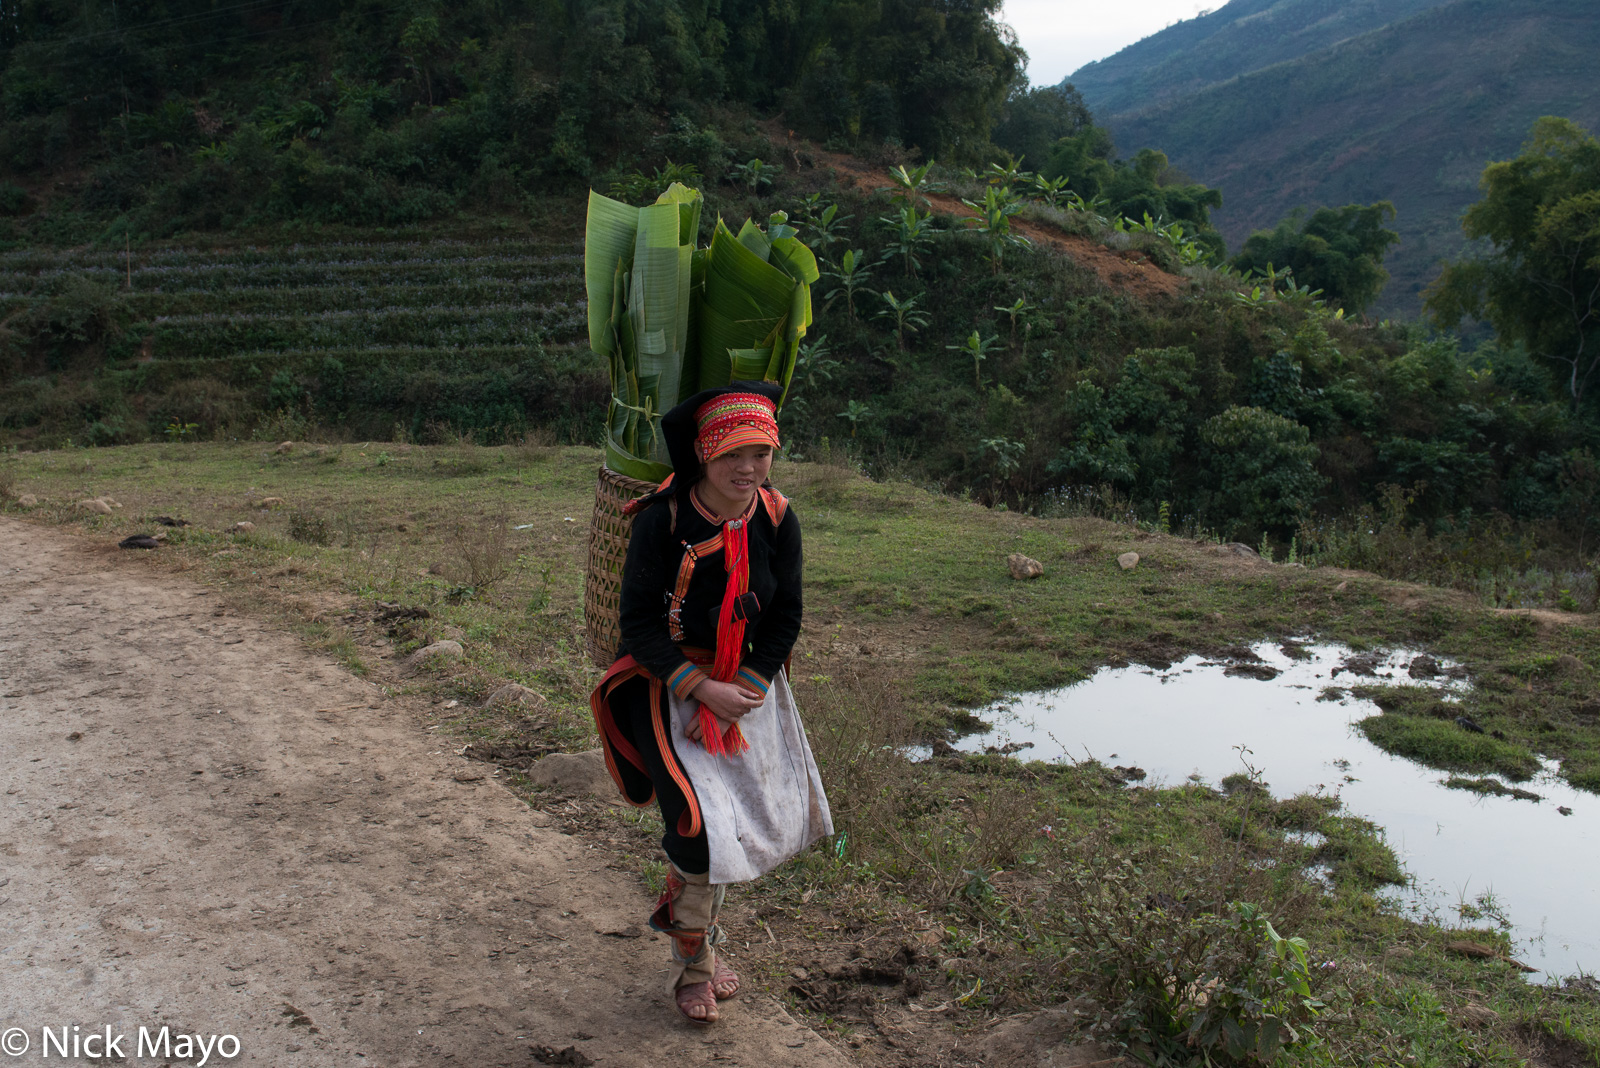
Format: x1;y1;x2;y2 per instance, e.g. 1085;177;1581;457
0;516;848;1067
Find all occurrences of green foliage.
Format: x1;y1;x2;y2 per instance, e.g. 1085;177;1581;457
960;185;1028;274
1428;117;1600;408
1232;203;1399;315
1200;406;1325;540
991;83;1093;168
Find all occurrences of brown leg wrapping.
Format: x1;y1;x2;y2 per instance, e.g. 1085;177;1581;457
649;863;727;993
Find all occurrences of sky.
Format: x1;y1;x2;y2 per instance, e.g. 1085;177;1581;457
1002;0;1218;86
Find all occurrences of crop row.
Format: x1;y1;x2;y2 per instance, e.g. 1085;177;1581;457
139;302;587;359
113;278;578;318
0;238;580;274
0;254;583;295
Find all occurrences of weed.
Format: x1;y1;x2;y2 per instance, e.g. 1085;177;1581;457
287;511;331;546
451;512;512;591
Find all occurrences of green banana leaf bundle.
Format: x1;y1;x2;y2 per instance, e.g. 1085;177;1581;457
585;182;818;482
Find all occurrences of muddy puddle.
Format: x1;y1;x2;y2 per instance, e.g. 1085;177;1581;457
956;641;1598;980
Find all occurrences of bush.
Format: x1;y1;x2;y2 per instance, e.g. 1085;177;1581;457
287;511;331;546
1199;406;1324;540
1046;827;1321;1064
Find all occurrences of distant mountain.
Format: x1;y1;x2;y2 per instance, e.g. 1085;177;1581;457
1067;0;1600;317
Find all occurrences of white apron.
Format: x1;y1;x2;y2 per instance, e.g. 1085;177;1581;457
667;670;834;884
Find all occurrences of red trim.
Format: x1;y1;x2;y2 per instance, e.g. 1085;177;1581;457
588;653;705;839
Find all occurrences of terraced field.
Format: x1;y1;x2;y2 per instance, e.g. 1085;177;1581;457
0;235;603;444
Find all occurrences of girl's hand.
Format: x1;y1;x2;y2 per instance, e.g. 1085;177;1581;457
684;679;763;742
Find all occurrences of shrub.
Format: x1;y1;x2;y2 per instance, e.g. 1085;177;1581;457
1199;406;1324;540
287;511;331;546
1045;828;1321;1065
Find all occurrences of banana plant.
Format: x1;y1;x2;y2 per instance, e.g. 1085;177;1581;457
821;248;875;319
874;290;930;351
993;296;1036;348
948;330;1001;389
985;153;1033;189
888;161;937;209
837;398;872;438
733;157;780;192
796;201;852;257
961;186;1030;274
879;205;936;278
585;184;818;481
1029;173;1070;209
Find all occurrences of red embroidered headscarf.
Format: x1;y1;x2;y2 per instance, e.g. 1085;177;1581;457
693;392;781;462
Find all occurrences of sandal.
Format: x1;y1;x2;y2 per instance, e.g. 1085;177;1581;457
675;980;718;1025
712;959;740;1001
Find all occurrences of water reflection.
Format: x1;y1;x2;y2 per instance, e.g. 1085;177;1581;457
960;642;1597;980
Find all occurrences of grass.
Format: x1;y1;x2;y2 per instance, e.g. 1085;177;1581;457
3;440;1598;1064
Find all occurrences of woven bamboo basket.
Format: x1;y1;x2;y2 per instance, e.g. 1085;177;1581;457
584;466;661;665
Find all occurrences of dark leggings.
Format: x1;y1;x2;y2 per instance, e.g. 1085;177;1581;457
612;676;710;875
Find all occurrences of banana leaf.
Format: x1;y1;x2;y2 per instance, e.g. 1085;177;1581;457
584;184;813;480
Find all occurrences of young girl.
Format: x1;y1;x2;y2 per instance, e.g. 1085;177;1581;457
589;382;833;1025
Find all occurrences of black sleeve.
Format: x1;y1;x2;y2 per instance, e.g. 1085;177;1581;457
741;507;803;687
618;501;710;699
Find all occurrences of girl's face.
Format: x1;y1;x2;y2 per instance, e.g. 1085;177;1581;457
702;444;774;512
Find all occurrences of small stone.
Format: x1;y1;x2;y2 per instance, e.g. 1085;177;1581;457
14;493;36;508
1007;553;1044;580
1117;551;1140;571
274;441;294;454
791;967;810;981
229;521;256;534
427;562;447;576
77;498;113;515
405;640;465;670
482;683;545;711
1383;946;1413;962
255;496;285;509
1226;542;1259;557
525;749;613;799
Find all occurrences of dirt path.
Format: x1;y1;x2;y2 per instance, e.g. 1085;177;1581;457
0;516;848;1067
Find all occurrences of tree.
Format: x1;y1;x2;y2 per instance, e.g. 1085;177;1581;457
1427;117;1600;408
991;82;1092;167
1232;203;1399;315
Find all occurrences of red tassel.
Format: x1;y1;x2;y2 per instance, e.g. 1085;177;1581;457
722;722;749;754
696;704;726;756
710;518;750;684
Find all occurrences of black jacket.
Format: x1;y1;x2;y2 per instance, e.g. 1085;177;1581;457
617;486;802;700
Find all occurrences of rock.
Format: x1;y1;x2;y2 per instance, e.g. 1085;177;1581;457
118;534;161;550
77;498;113;515
1458;1002;1500;1027
1408;655;1440;678
274;441;294;454
14;493;36;508
255;496;285;509
405;640;465;670
481;683;545;711
1226;542;1259;557
524;750;613;800
1007;553;1044;580
1445;940;1497;960
1554;654;1590;675
1117;551;1140;571
228;521;256;534
427;562;447;576
979;1004;1117;1066
1383;946;1414;962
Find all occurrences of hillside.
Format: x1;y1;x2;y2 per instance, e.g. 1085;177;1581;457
1067;0;1455;119
1070;0;1600;317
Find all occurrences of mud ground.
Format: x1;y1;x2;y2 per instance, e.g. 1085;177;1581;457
0;515;849;1067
